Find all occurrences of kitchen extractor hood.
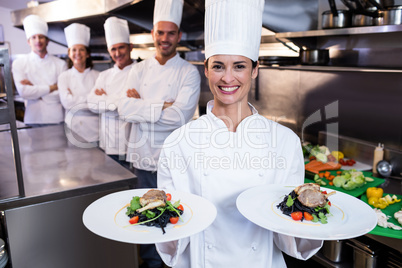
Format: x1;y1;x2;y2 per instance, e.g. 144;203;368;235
10;0;204;52
10;0;318;53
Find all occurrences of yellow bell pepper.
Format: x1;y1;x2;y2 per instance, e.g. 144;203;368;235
383;194;401;205
366;187;383;199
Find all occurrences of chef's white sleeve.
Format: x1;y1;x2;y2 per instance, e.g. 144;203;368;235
156;147;190;267
87;73;118;114
273;233;323;260
12;59;52;100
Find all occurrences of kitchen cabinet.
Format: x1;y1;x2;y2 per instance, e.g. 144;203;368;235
275;24;402;68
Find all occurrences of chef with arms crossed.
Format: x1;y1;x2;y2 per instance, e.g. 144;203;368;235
12;15;67;127
87;17;134;168
155;0;323;267
118;1;200;267
58;23;100;145
118;0;200;190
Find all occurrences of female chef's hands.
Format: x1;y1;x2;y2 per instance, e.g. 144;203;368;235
95;88;107;96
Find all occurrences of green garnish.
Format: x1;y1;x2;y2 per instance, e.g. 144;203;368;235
286;195;296;207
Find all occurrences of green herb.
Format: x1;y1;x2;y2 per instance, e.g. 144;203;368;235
126;196;141;215
312;214;319;223
144;210;156;219
286;195;295;207
318;212;328;224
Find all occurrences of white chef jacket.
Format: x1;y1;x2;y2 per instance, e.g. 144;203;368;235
58;67;100;143
156;101;323;268
118;53;200;171
12;52;67;124
87;62;134;155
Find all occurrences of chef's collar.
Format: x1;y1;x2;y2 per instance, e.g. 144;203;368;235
206;100;258;117
30;51;49;61
151;52;180;66
72;66;91;74
113;61;134;71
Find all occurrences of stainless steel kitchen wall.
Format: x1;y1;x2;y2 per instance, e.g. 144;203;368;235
247;67;402;152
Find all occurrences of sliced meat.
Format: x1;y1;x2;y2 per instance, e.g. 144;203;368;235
297;189;328;207
294;183;320;195
136;189;167;213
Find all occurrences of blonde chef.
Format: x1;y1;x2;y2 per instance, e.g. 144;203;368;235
155;0;323;267
58;23;100;144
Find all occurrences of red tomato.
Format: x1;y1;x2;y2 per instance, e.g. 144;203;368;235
321;191;327;194
291;211;303;221
169;217;179;224
177;204;184;211
166;193;172;201
328;201;332;206
304;212;314;221
129;216;139;224
339;158;345;165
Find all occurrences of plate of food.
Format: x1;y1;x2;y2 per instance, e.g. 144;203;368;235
236;183;377;240
83;189;217;244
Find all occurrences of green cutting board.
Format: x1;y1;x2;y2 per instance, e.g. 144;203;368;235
361;194;402;239
304;170;385;197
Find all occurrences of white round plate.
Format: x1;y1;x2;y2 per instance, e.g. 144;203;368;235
236;184;377;240
83;189;217;244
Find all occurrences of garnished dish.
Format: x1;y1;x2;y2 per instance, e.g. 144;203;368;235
277;183;335;224
126;189;184;234
82;189;217;244
236;184;377;240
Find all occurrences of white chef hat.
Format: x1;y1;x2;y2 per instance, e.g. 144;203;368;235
204;0;264;62
104;17;130;48
153;0;184;28
23;14;48;39
64;23;90;48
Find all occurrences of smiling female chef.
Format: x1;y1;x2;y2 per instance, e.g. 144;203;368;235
155;0;323;267
58;23;100;144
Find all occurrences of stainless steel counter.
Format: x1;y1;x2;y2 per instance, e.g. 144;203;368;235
0;124;139;268
0;124;137;209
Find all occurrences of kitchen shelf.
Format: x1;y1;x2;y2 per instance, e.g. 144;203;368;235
259;65;402;73
276;24;402;41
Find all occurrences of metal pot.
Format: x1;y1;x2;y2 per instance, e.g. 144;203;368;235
352;13;375;26
321;240;352;263
322;10;352;28
300;49;330;65
383;6;402;25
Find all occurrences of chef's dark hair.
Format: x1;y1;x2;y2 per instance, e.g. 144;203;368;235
204;58;258;70
66;46;94;69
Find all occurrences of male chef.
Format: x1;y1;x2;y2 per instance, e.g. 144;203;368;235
119;0;200;189
12;15;67;127
87;17;134;168
118;0;200;267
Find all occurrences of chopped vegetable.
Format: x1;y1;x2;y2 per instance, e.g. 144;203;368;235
129;215;139;224
332;169;366;190
169;217;179;224
291;212;303;221
166;193;172;201
304;212;314;221
366;187;383;199
331;151;344;161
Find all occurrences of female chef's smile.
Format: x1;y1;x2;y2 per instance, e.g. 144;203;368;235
68;44;88;71
205;54;258;107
